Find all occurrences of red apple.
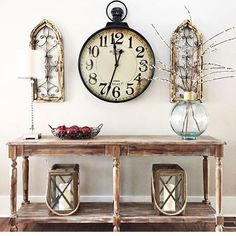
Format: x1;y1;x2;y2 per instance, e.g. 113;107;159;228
81;126;91;136
71;125;79;130
67;126;79;137
55;125;67;137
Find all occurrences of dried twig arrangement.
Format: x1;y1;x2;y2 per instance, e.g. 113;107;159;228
144;11;236;102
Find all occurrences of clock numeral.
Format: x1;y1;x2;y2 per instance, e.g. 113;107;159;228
134;73;142;83
89;73;97;85
99;83;107;95
99;84;120;98
85;59;93;71
139;60;148;72
111;32;124;44
128;37;133;48
126;83;135;95
88;46;99;58
99;35;108;47
136;46;145;58
112;86;121;98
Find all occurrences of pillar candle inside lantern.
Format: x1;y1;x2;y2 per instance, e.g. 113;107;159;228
59;183;72;210
163;183;176;211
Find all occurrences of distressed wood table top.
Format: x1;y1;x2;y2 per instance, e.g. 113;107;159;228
7;135;225;146
7;135;225;158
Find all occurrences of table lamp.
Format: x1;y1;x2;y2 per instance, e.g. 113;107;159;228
16;49;45;139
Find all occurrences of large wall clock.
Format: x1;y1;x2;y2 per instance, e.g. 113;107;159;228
78;0;155;103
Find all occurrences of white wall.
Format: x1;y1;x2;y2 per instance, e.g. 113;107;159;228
1;0;236;215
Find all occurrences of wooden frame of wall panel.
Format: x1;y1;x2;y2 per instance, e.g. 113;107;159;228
30;19;64;102
170;20;203;102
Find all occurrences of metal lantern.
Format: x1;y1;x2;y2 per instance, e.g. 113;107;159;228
151;164;187;216
46;164;80;216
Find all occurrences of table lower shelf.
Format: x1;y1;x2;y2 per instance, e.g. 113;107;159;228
17;202;216;224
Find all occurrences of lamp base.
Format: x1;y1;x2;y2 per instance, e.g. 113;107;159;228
23;132;42;140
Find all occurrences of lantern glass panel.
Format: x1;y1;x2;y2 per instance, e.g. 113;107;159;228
46;164;80;216
159;174;184;213
152;164;187;216
50;174;74;211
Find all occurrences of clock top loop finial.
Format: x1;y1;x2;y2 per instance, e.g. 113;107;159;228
106;0;128;22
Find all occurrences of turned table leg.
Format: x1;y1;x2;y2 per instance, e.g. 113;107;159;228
112;146;121;232
202;156;210;205
22;156;30;205
215;156;224;232
9;146;18;232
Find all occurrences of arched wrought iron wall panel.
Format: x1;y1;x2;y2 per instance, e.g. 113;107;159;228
30;19;64;102
170;20;203;102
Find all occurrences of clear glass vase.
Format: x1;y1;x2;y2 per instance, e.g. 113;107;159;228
170;97;208;140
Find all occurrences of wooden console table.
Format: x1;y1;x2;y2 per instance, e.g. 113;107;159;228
7;135;225;232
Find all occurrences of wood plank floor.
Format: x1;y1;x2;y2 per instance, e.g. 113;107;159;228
0;217;235;231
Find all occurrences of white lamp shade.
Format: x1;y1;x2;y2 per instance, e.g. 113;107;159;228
16;49;45;79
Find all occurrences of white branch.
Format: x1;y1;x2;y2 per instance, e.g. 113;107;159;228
151;24;171;49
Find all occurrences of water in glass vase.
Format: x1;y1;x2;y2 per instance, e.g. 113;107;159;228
170;98;208;140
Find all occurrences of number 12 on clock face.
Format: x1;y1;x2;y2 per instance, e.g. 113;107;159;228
78;27;155;103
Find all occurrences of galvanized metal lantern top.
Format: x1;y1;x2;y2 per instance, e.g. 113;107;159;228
152;164;187;216
46;164;80;216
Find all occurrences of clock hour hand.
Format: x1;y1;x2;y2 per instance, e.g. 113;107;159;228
106;49;124;97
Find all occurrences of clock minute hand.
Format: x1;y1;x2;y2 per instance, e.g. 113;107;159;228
105;49;124;97
113;42;118;66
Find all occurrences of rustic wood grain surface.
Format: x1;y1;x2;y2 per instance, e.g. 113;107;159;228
7;135;225;231
16;202;216;224
1;217;235;231
7;135;225;146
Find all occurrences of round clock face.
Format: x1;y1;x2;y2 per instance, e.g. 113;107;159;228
78;27;155;102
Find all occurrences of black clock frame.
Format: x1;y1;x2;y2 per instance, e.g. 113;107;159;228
78;23;155;103
78;1;155;103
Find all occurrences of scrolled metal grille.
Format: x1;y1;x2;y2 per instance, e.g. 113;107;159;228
30;19;64;102
171;20;203;102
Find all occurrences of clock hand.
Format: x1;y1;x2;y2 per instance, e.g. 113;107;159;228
113;42;118;66
105;49;124;97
